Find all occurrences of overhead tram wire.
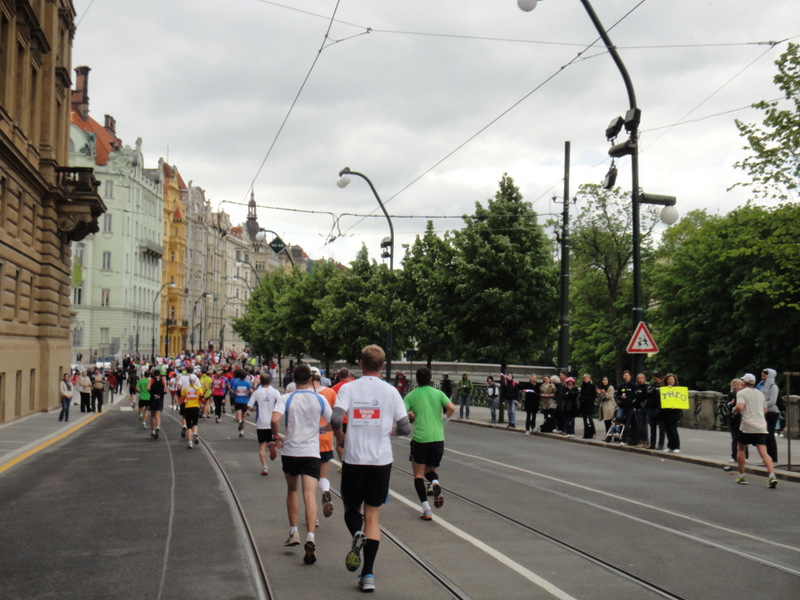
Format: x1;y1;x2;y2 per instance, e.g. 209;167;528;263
243;0;344;203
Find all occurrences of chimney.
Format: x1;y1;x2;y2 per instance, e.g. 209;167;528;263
72;66;90;120
104;115;116;135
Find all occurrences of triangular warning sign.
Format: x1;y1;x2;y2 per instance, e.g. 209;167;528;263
626;321;659;354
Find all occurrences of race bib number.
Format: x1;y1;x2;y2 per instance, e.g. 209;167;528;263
352;399;381;426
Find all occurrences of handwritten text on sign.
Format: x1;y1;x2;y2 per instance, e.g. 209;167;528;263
660;386;689;409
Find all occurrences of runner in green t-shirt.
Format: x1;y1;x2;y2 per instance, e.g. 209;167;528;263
403;367;455;520
137;372;151;428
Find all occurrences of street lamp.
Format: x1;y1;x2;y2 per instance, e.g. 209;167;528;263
337;167;395;380
236;260;261;286
151;281;176;362
255;228;294;267
231;275;252;292
219;296;242;353
519;0;678;374
191;292;213;354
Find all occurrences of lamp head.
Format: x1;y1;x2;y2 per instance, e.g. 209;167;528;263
660;205;679;225
255;230;266;243
518;0;539;11
337;175;351;189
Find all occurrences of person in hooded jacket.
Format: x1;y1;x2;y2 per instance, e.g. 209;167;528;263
757;368;780;464
578;374;596;439
561;377;579;438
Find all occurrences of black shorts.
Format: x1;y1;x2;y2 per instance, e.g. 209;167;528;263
340;463;392;508
184;407;200;428
149;396;164;412
257;429;274;444
409;440;444;467
738;432;768;446
235;402;249;413
320;450;334;463
138;400;150;409
281;455;321;479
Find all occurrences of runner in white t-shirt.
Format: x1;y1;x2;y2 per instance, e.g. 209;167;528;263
331;345;411;593
247;373;282;475
271;364;332;565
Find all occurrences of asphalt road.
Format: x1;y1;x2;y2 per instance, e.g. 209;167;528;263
1;401;798;600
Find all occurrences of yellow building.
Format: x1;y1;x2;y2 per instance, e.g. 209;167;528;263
0;1;104;422
158;160;187;357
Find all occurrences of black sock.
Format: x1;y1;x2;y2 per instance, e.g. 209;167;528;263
414;478;427;502
361;539;379;576
425;471;437;483
344;508;363;537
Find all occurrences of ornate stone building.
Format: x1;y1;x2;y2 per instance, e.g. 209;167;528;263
0;2;104;422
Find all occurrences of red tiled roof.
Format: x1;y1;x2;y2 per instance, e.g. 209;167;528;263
70;109;123;166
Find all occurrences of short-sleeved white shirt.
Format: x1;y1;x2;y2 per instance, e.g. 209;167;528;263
248;385;282;429
273;389;332;458
737;387;768;434
335;375;407;465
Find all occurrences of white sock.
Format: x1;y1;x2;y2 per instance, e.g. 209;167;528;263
318;477;330;493
422;501;431;511
306;532;315;542
290;526;298;534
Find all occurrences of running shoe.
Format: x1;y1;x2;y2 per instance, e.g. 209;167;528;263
735;475;747;485
239;431;244;438
420;508;433;521
303;541;316;564
767;474;778;489
215;417;220;423
238;420;244;432
181;425;187;438
154;427;160;440
426;482;433;496
432;483;443;509
672;449;681;454
192;433;199;444
269;443;277;461
261;466;269;476
358;574;375;592
322;490;334;518
284;531;300;547
345;531;366;571
187;440;193;449
141;422;146;428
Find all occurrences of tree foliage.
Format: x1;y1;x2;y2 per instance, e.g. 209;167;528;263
568;184;659;381
448;174;557;370
648;205;800;390
733;43;800;200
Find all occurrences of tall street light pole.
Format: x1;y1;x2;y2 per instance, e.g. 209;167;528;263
255;228;294;267
337;167;394;381
219;296;241;353
151;282;176;362
236;260;261;288
519;0;646;374
191;292;212;354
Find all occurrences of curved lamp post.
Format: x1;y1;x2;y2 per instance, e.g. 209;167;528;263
255;228;294;267
219;296;242;353
231;275;252;292
151;281;176;361
191;292;213;354
337;167;394;381
236;260;261;287
519;0;678;374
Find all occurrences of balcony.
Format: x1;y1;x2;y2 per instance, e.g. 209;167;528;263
140;240;163;259
52;166;106;242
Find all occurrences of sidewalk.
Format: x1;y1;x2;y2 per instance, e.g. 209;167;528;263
451;404;800;483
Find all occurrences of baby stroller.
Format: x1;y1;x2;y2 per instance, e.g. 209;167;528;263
605;407;625;443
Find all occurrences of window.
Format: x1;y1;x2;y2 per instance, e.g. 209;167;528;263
72;285;83;305
103;213;112;233
104;180;113;198
102;251;111;270
100;328;110;344
101;289;110;307
73;327;83;347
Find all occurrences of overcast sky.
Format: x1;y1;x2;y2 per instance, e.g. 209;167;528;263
71;0;799;265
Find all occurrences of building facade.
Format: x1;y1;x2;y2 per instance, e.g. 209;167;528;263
0;2;104;422
70;67;164;363
158;160;187;357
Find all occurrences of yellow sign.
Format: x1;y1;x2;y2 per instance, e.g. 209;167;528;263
660;386;689;409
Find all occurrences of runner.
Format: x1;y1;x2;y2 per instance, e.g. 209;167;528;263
136;369;151;428
211;369;228;423
229;369;253;438
403;367;456;520
200;369;213;420
311;368;337;518
148;368;167;440
181;374;203;449
247;373;282;475
271;364;332;565
331;345;411;592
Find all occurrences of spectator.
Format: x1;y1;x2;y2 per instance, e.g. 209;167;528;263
597;376;616;433
539;375;557;432
440;373;453;400
500;373;519;429
633;373;649;447
661;373;682;453
523;375;541;435
457;373;473;420
78;370;92;413
59;373;72;422
579;374;597;439
561;377;578;437
486;376;500;424
615;371;634;445
644;372;663;450
394;371;408;397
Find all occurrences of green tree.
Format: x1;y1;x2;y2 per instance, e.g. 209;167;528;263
232;270;291;360
733;43;800;200
569;184;659;381
448;174;557;370
399;221;456;367
649;205;800;390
